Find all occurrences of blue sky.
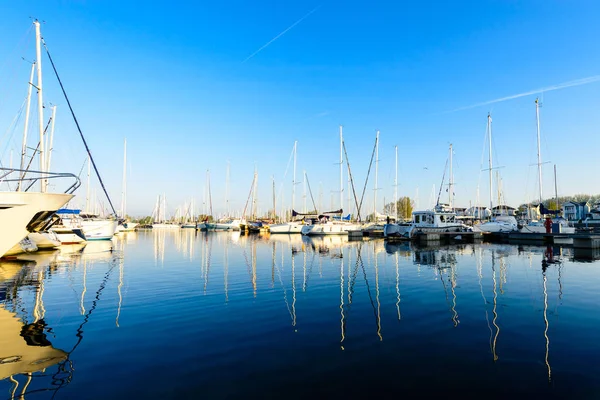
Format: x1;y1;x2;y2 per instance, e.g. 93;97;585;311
0;1;599;218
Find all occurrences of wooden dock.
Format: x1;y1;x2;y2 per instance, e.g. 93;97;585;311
483;232;600;248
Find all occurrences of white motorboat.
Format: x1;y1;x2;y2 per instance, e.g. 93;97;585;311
205;219;241;231
269;221;305;234
476;215;519;233
56;210;118;241
401;204;473;238
301;219;361;236
28;231;61;249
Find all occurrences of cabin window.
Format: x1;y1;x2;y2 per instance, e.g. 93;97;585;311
440;215;445;222
415;215;420;223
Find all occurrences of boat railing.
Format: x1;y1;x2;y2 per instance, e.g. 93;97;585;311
0;167;81;194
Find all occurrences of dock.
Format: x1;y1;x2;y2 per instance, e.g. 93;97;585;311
482;232;600;248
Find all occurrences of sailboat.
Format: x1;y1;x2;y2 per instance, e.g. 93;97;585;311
152;194;180;229
518;99;574;234
1;21;78;258
475;114;518;233
269;141;307;234
196;170;211;231
116;139;137;232
301;127;361;235
205;163;241;231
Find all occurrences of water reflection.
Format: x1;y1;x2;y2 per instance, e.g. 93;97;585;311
1;230;599;397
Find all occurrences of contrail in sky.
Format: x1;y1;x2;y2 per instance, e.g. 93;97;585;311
447;74;600;113
242;4;322;64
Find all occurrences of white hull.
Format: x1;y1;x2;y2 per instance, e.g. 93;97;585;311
206;220;241;231
116;222;138;232
477;221;518;233
81;220;118;240
152;223;180;229
301;222;361;236
28;231;61;249
181;223;196;229
269;222;304;234
383;223;412;238
50;226;87;244
0;192;73;258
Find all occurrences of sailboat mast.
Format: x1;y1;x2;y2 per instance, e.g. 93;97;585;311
303;170;307;213
121;138;127;218
208;170;213;217
86;155;91;213
394;145;398;221
487;113;493;213
272;175;276;221
292;141;297;217
34;20;46;192
339;126;343;211
449;143;453;208
554;164;558;210
46;105;57;173
225;160;230;216
374;130;379;219
535;98;543;204
17;61;36;191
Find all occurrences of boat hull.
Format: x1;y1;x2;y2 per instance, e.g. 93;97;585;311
269;222;304;234
0;192;73;258
301;223;361;236
50;227;87;244
28;231;61;249
383;223;412;238
152;223;180;229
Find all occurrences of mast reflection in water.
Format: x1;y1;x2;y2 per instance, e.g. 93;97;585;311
1;230;600;398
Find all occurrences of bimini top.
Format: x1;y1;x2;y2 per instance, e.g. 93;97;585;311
56;209;81;215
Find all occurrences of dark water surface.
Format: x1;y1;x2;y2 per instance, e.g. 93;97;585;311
1;230;600;399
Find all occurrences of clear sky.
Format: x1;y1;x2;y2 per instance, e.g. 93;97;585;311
1;1;599;218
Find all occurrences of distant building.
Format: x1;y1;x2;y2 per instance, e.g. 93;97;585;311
492;205;517;216
562;201;591;221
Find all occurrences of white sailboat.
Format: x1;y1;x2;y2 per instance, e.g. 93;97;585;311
269;141;306;234
152;194;180;229
301;126;360;236
1;21;76;257
116;138;137;232
475;113;518;233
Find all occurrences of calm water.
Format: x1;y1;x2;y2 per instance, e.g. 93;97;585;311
1;230;600;399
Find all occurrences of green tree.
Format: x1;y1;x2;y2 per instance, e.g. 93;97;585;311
383;196;414;221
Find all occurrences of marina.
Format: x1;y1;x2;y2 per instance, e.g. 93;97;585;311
1;4;600;398
1;230;600;398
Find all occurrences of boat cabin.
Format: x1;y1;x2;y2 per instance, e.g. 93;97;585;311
412;210;458;227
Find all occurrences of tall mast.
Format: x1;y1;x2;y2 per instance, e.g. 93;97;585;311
374;130;379;219
46;105;57;172
252;165;258;218
121;138;127;218
85;155;91;213
394;145;398;221
272;175;276;221
225;160;230;216
34;20;46;192
553;164;558;210
292;141;297;217
535;98;543;204
487;113;493;213
17;61;36;191
339;126;343;211
208;170;213;217
303;170;307;213
448;143;453;208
